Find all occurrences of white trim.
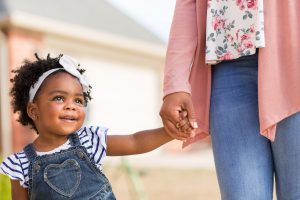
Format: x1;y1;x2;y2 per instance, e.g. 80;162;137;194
0;30;12;157
2;11;165;59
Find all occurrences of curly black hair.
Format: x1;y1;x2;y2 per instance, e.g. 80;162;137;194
10;53;92;131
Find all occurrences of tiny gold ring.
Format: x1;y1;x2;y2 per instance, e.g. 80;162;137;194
175;122;180;129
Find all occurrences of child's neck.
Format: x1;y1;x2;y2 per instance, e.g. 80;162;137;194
33;135;68;152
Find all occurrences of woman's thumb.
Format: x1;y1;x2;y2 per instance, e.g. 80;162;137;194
184;100;198;129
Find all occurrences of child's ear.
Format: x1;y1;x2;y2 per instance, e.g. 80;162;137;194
27;102;38;120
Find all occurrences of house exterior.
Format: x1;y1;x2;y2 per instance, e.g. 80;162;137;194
0;0;167;157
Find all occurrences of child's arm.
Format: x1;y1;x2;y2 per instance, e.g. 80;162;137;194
106;127;173;156
11;180;29;200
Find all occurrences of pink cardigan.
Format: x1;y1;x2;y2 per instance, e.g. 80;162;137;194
163;0;300;147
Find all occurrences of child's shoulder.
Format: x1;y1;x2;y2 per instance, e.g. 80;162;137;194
76;125;108;147
0;151;28;186
1;150;27;167
77;125;108;138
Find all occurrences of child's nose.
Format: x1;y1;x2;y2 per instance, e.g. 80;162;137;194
64;101;76;110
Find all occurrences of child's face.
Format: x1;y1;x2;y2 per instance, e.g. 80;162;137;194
28;72;86;138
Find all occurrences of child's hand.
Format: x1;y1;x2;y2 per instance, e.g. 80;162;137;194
175;110;196;137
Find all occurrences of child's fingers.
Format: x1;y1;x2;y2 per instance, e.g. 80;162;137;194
175;116;197;139
176;117;190;128
164;120;189;141
176;117;197;137
179;122;192;133
177;118;193;132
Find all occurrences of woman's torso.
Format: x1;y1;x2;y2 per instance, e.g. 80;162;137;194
205;0;265;64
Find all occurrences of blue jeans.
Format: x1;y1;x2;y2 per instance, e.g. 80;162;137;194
210;53;300;200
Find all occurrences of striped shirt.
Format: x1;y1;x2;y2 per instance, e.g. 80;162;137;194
0;125;108;188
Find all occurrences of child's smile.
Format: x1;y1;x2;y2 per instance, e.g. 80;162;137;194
27;71;86;148
59;114;78;122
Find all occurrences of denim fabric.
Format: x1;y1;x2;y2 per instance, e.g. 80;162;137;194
24;133;116;200
210;53;300;200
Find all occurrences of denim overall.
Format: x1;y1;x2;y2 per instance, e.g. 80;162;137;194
24;133;116;200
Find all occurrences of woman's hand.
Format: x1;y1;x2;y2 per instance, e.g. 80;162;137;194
160;92;198;140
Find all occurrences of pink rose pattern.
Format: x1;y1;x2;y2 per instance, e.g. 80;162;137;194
206;0;265;64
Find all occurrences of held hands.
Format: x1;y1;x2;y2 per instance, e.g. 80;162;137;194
160;92;198;141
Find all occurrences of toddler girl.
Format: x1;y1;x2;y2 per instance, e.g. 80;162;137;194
0;54;191;200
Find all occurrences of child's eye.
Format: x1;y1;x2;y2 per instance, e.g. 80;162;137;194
53;96;64;102
75;98;84;105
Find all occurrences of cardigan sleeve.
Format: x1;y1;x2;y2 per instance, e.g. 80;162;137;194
163;0;198;97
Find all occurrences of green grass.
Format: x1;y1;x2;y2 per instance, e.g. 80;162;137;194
0;157;11;200
0;174;11;200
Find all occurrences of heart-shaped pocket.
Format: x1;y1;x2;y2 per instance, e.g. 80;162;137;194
44;159;81;197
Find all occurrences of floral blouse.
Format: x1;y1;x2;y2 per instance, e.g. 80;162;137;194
205;0;265;64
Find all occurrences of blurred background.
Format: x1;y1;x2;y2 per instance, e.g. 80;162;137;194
0;0;220;199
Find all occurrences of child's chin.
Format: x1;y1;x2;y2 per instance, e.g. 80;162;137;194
60;127;80;135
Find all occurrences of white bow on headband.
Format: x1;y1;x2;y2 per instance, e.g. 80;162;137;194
58;55;89;92
28;55;90;102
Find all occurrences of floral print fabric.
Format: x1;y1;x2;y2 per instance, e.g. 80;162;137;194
205;0;265;64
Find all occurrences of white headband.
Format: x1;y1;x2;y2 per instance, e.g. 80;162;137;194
28;55;89;102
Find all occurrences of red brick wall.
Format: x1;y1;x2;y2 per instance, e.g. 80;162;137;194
7;28;43;152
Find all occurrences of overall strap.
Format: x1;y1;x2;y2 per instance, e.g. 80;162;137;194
23;144;38;162
69;133;81;147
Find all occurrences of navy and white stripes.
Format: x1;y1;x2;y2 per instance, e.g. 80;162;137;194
0;125;108;188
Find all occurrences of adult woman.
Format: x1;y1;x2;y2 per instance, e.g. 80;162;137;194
160;0;300;199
